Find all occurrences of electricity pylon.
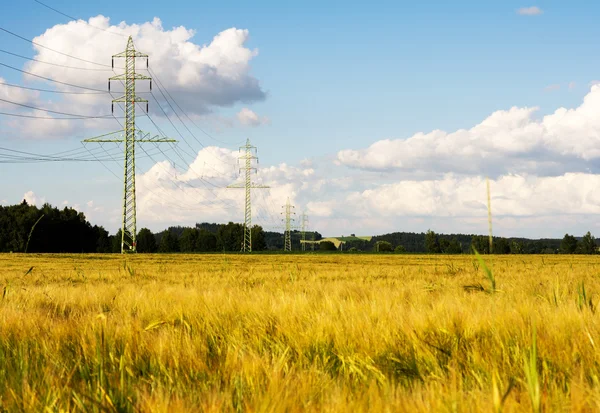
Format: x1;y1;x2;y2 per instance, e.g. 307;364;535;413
83;36;176;254
282;197;295;252
227;138;269;252
300;212;308;252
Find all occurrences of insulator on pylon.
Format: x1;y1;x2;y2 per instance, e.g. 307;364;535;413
146;103;149;113
111;103;114;114
147;58;149;69
150;80;152;91
112;58;114;69
108;80;111;92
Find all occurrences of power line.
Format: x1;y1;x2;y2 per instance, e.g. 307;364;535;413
148;67;241;147
137;143;237;210
47;145;111;157
147;82;237;174
144;89;239;201
0;61;107;92
0;96;114;118
141;90;240;208
264;188;285;226
256;188;282;229
0;48;113;71
0;26;110;68
32;0;128;39
91;142;207;212
0;145;169;163
0;81;107;95
0;111;108;120
82;143;121;179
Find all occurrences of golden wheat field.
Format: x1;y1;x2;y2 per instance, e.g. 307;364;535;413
1;253;600;412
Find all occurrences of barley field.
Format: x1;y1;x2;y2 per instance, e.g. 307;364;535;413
0;253;599;412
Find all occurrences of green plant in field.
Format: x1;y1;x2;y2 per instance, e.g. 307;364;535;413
24;214;44;253
576;281;595;313
121;260;136;277
472;247;496;294
523;325;541;413
551;277;560;307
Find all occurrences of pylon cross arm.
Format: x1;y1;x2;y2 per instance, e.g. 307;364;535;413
84;129;177;143
83;130;124;143
112;95;148;103
137;130;176;142
137;139;177;143
84;139;123;143
113;51;148;58
110;74;151;81
227;184;270;189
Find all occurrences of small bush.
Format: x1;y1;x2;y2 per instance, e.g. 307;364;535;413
374;241;393;252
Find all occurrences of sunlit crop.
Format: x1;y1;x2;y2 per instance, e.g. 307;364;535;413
1;253;599;412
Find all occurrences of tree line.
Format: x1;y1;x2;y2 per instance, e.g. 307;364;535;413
0;201;596;254
351;230;598;254
0;201;110;253
0;201;322;253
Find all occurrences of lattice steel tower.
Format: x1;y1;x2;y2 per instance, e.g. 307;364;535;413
84;36;176;253
282;197;295;252
300;212;308;252
227;138;269;252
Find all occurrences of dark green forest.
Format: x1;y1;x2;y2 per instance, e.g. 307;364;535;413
0;201;597;254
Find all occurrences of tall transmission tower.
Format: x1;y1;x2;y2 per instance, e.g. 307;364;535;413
282;197;295;252
300;212;308;252
83;36;176;253
227;138;269;252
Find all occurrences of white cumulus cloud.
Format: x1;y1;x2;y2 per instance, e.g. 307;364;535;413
0;77;39;110
337;86;600;177
236;108;270;127
23;191;44;206
129;140;600;238
4;17;265;139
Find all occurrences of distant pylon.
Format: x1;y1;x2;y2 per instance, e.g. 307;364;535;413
227;138;269;252
301;212;308;252
83;36;176;253
282;197;295;252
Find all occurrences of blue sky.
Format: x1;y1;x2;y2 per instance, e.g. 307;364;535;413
2;1;600;237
